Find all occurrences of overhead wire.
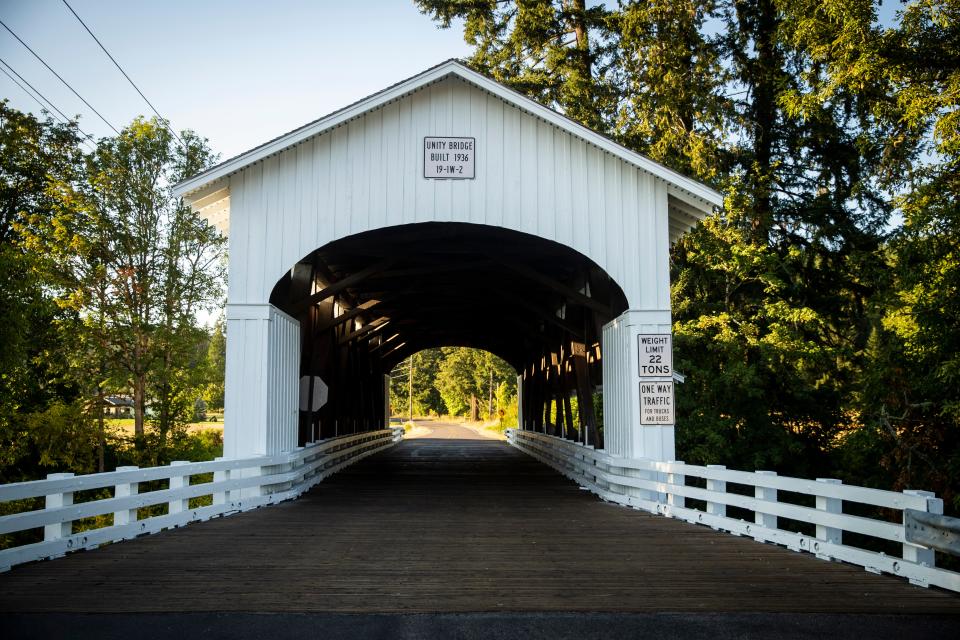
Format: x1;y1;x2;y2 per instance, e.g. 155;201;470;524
0;16;120;135
60;0;186;149
0;56;97;149
0;57;69;123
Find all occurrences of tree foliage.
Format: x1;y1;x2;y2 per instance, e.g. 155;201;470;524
390;347;517;420
420;0;960;508
0;103;226;479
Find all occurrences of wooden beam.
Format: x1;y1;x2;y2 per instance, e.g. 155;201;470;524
291;256;397;316
315;299;381;333
338;317;390;345
370;332;402;353
570;340;599;448
362;259;494;280
500;259;610;315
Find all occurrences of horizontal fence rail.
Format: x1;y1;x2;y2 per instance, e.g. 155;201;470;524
506;429;960;593
0;428;403;571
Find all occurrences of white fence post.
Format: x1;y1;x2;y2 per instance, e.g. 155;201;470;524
753;470;778;542
667;461;685;510
113;466;139;530
43;473;74;555
168;461;190;519
213;457;230;507
903;489;942;586
706;465;726;520
815;478;842;560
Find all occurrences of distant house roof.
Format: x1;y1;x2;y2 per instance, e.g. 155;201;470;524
173;59;722;234
103;395;134;407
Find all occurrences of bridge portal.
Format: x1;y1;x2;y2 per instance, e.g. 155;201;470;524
173;60;722;464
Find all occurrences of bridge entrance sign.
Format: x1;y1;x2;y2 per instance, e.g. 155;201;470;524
424;136;475;179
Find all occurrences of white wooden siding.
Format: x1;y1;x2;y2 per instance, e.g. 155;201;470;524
225;76;671;310
224;304;300;457
602;310;675;461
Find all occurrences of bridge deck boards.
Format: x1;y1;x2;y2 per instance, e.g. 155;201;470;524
1;425;958;614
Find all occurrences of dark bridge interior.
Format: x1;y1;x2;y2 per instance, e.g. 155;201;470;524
270;222;628;446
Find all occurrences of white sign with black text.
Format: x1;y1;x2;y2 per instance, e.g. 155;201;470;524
424;137;475;179
639;381;674;425
637;333;672;377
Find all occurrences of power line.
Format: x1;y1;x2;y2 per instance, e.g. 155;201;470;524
0;57;69;123
60;0;186;149
0;56;96;147
0;16;120;135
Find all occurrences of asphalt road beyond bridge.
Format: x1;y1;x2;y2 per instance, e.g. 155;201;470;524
1;422;957;639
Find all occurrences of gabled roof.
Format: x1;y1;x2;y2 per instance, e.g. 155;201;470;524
173;59;722;226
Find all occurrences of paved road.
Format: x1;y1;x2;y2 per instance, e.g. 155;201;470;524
1;427;957;638
405;420;490;439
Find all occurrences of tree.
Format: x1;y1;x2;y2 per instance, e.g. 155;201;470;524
435;348;516;419
418;1;960;495
83;119;223;449
0;101;100;480
417;0;620;131
847;0;960;508
390;348;446;417
204;320;226;412
23;116;225;457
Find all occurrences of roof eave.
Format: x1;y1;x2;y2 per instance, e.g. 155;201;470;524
173;59;723;212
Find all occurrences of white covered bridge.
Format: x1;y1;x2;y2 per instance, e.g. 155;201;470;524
0;61;957;627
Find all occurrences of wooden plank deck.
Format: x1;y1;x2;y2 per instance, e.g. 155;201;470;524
0;423;958;614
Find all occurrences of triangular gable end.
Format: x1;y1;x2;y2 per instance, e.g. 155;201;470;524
173;59;722;241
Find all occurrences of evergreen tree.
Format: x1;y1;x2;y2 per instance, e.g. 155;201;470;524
418;1;959;499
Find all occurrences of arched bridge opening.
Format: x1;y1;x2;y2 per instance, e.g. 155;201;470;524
268;222;628;448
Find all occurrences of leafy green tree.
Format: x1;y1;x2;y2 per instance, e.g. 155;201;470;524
22;117;225;457
845;0;960;508
82;118;223;451
204;320;226;412
390;348;446;417
613;0;728;179
0;101;100;481
435;348;516;419
417;0;619;131
417;1;960;496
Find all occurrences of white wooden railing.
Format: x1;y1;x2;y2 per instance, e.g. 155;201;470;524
0;428;403;572
507;428;960;593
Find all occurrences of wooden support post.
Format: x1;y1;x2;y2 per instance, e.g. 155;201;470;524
113;466;139;528
815;478;842;560
754;470;778;540
550;351;567;440
560;375;574;441
168;461;191;519
570;341;597;447
541;355;553;435
213;458;229;506
529;359;543;433
667;462;685;509
44;473;74;549
706;465;727;519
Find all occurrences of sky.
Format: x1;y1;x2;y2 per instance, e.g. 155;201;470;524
0;0;472;159
1;0;908;160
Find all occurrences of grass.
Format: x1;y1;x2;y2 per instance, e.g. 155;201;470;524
105;418;224;436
